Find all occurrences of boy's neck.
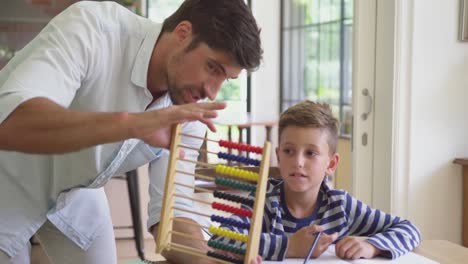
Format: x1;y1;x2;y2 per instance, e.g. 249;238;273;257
284;186;321;219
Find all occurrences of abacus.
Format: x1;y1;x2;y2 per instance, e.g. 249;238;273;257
156;124;271;264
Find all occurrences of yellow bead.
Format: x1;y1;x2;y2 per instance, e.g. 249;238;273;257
253;172;259;180
240;169;246;178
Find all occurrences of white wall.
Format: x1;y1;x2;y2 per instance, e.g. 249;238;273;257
405;0;468;243
250;0;280;156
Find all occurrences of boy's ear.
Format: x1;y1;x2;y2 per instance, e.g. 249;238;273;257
325;152;340;175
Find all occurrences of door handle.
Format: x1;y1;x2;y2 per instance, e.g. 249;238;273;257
361;88;373;120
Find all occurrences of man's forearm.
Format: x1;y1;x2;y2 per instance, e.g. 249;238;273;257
0;97;131;154
152;217;212;264
0;97;225;154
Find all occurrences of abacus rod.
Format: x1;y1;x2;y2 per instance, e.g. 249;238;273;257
170;230;207;242
174;181;214;193
179;133;219;143
178;158;215;168
171;217;209;229
169;242;234;264
176;166;259;185
173;193;212;206
175;170;215;181
173;206;212;218
178;145;218;155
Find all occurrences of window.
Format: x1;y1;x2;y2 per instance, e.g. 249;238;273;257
147;0;250;163
147;0;184;22
281;0;353;136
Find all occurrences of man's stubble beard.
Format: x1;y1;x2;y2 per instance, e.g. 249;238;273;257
166;73;184;105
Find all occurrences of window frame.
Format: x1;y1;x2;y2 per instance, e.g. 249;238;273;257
279;0;353;137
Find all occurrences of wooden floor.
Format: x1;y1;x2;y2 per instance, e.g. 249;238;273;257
31;238;165;264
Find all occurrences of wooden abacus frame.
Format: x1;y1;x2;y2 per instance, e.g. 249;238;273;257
156;124;271;264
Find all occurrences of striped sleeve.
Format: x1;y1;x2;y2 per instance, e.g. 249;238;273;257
343;192;421;259
259;232;288;260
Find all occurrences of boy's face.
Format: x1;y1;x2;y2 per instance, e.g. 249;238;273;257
276;126;339;194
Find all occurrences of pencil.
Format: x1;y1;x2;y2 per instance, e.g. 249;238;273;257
303;231;322;264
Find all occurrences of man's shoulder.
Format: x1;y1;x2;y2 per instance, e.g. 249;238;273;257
63;1;148;35
66;1;128;16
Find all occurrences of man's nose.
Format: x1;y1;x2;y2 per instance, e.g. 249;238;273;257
203;79;223;100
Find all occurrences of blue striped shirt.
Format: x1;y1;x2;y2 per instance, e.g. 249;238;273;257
212;179;421;261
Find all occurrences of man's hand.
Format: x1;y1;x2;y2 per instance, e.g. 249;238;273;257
132;102;226;149
152;217;212;264
335;236;382;260
286;225;338;258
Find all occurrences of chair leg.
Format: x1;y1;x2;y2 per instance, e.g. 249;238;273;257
126;169;145;260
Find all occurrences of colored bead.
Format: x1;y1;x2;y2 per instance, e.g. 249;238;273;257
207;239;246;256
207;251;243;264
215;177;257;192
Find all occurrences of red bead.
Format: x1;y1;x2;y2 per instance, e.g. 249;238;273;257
219;140;226;147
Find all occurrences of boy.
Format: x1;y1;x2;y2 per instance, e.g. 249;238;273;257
212;100;421;261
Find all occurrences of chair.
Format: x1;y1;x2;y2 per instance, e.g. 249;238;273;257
113;169;145;260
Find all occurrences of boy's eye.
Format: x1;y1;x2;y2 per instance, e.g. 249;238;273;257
306;150;317;156
282;148;293;155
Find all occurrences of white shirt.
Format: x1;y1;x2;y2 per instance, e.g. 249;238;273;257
0;1;204;257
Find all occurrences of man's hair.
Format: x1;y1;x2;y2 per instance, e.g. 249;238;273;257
162;0;263;72
278;100;339;154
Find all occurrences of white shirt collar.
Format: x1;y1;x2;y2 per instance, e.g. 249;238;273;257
131;22;162;89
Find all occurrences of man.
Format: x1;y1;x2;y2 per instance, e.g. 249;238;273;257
0;0;262;263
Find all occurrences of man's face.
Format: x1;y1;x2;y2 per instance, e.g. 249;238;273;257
166;42;242;105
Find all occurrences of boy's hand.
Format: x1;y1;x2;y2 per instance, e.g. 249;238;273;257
335;236;382;260
286;225;338;258
250;255;262;264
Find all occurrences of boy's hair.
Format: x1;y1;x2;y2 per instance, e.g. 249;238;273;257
162;0;263;73
278;100;339;154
